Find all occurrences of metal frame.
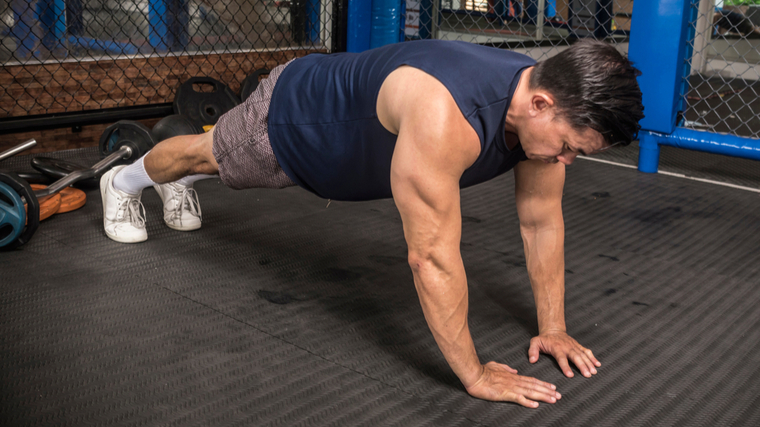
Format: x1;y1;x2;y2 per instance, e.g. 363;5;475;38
629;0;760;172
0;104;174;136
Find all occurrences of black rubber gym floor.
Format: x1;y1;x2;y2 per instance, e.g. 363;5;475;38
2;147;760;426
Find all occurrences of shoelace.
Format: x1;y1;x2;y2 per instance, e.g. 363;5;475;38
170;186;202;224
117;198;146;229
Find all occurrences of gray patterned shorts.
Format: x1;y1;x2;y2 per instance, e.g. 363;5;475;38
212;60;296;190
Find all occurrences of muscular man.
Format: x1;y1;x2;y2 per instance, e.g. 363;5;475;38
100;39;644;407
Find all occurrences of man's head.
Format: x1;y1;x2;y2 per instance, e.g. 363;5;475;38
512;39;644;165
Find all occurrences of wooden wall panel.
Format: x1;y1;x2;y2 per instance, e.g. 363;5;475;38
0;49;320;154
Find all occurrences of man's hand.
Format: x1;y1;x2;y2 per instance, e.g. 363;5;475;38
528;331;601;378
465;361;562;408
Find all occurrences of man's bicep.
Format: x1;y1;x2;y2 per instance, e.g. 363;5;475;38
513;159;565;228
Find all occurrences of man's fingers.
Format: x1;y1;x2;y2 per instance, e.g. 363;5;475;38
515;395;540;408
528;340;540;363
584;348;601;367
517;379;560;400
570;351;596;377
518;387;559;404
557;356;574;377
467;363;561;407
513;378;561;405
521;375;557;392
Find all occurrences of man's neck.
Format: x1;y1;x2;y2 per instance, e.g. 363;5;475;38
504;66;534;141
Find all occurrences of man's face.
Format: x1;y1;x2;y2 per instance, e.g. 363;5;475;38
515;92;608;165
520;115;607;165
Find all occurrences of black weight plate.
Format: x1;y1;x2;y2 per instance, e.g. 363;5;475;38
17;172;55;185
0;172;39;251
98;120;156;163
240;68;270;102
31;157;99;188
173;77;240;128
0;170;53;186
152;114;204;143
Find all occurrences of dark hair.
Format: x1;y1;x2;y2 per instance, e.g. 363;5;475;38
529;39;644;147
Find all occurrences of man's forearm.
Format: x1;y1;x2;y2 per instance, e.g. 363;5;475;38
410;255;483;387
521;225;566;333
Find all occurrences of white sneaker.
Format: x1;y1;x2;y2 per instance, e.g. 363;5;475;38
153;182;202;231
100;165;148;243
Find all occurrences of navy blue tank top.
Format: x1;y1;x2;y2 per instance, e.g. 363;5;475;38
268;40;534;201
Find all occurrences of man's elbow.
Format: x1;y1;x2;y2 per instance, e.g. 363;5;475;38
407;248;450;276
519;221;564;239
408;251;432;273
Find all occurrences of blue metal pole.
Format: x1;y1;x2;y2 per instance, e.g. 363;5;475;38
651;128;760;161
307;0;321;43
169;0;190;51
399;0;406;42
67;0;84;37
594;0;613;39
526;0;556;24
347;0;372;52
37;0;66;55
637;131;661;173
370;0;401;48
628;0;695;172
10;0;37;59
148;0;170;52
419;0;432;39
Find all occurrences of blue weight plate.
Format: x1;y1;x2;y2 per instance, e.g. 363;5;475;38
0;172;38;250
0;181;25;247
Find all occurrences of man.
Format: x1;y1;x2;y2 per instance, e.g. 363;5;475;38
100;39;644;407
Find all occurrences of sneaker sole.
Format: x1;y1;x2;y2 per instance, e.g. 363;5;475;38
101;169;147;244
164;222;201;232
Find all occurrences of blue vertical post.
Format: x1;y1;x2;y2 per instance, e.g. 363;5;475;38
526;0;556;24
399;0;406;42
594;0;613;39
370;0;401;48
628;0;695;173
67;0;84;37
149;0;170;51
37;0;67;55
147;0;189;52
169;0;190;51
419;0;432;39
307;0;321;43
10;0;37;59
347;0;372;52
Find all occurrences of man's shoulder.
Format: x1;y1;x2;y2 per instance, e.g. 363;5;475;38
379;66;473;134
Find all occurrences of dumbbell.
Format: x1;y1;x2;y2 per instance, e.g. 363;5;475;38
0;121;156;251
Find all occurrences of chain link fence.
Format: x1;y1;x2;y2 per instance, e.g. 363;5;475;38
405;0;633;57
4;0;760;143
685;0;760;139
0;0;338;118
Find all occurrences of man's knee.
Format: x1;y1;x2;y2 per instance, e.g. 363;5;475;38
189;130;218;175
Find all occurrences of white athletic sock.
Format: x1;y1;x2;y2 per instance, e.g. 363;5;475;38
175;174;217;187
113;154;157;195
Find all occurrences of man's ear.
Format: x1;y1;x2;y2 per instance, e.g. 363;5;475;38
529;92;555;117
